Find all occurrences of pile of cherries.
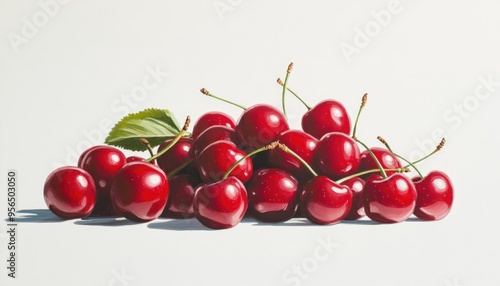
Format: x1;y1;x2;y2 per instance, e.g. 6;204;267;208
43;63;454;229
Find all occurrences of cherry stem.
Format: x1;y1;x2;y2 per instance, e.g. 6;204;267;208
167;158;194;178
140;138;155;160
281;62;294;118
278;143;318;177
276;80;312;110
222;141;279;179
377;136;423;179
409;138;446;166
355;138;387;179
145;116;191;163
335;167;410;184
200;88;247;110
352;93;367;140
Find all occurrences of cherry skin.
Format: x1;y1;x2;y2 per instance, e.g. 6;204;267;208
246;168;299;222
126;156;145;163
342;177;366;220
193;176;248;229
191;111;236;139
161;173;202;219
110;161;169;222
77;145;101;167
235;104;289;150
363;173;417;223
412;171;454;220
358;147;402;180
43;166;96;219
78;145;126;216
302;100;351;139
156;137;195;175
300;176;353;225
192;125;239;157
196;140;253;184
313;132;360;178
268;129;318;182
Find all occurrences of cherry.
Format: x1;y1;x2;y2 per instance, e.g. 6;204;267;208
192;125;238;157
110;161;169;222
78;145;126;216
193;176;248;229
313;132;360;178
191;111;236;139
412;171;454;220
77;145;101;167
196;140;253;184
268;129;318;182
161;173;201;219
246;168;299;222
341;177;366;220
156;137;195;175
358;147;401;180
43;166;96;219
126;156;145;163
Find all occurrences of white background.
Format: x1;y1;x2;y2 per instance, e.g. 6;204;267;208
1;0;500;285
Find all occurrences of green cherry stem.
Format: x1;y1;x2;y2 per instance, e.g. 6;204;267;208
377;136;423;179
140;138;155;159
355;138;387;179
278;143;318;177
280;62;294;118
145;116;191;163
336;167;410;184
352;93;367;140
409;138;446;166
222;142;279;179
167;158;195;178
276;80;312;110
200;88;247;110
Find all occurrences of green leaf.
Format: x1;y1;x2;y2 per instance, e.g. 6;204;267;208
105;108;182;151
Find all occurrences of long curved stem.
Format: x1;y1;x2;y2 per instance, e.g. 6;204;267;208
355;138;387;179
281;62;293;118
200;88;247;110
145;116;190;163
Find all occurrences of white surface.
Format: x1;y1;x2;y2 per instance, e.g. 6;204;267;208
1;0;499;285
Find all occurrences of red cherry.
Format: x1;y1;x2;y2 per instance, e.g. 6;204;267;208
192;125;239;157
363;173;417;223
300;176;353;224
358;147;402;180
301;100;351;139
342;177;366;220
191;111;236;139
235;104;289;150
126;156;145;163
193;176;248;229
412;171;454;220
313;132;360;178
268;129;318;182
110;161;169;222
196;140;253;183
78;145;126;216
43;166;96;219
246;168;299;222
77;145;101;167
156;137;194;175
161;173;201;219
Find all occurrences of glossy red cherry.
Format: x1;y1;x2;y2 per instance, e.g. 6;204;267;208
247;168;299;222
300;176;353;224
192;125;239;157
268;129;318;182
156;137;194;175
342;177;366;220
302;100;351;139
191;111;236;139
235;104;289;150
161;173;201;219
110;161;169;222
78;145;126;216
126;156;145;163
43;166;96;219
412;171;454;220
363;173;417;223
77;145;101;167
196;140;253;183
193;176;248;229
358;147;402;180
313;132;360;178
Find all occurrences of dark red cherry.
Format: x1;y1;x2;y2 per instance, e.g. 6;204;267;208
246;168;299;222
358;147;402;180
268;129;318;182
193;176;248;229
301;100;351;139
77;145;101;167
363;173;417;223
43;166;96;219
78;145;126;216
156;137;194;175
412;171;453;220
110;161;169;222
196;140;253;184
192;125;238;157
341;177;366;220
192;111;236;139
235;104;289;150
161;173;202;219
300;176;353;225
126;156;145;163
313;132;360;178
